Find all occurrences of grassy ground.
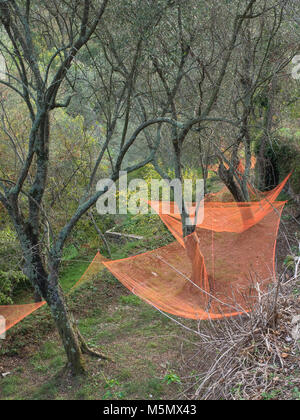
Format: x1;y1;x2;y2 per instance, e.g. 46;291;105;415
0;268;198;400
0;214;197;400
0;206;299;400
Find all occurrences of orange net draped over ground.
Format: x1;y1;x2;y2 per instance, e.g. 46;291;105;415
0;254;107;336
0;302;46;335
0;172;290;334
103;201;285;320
103;174;289;320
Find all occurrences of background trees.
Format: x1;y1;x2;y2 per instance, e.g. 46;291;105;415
0;0;299;375
0;0;168;374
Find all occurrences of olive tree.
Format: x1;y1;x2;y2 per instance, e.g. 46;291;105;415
0;0;175;374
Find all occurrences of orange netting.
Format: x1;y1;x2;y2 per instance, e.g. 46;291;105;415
150;174;290;246
103;201;285;320
207;159;286;203
208;157;256;174
101;174;290;320
0;253;107;335
0;170;290;333
70;253;108;291
0;302;46;336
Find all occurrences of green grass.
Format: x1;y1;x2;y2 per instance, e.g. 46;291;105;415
1;375;23;397
32;380;59;400
112;213;174;250
62;244;80;262
0;264;191;400
118;214;165;237
1;200;299;400
30;342;65;374
59;259;91;292
119;295;142;306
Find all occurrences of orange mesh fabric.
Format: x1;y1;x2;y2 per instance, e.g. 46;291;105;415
207;160;289;203
0;173;290;331
101;175;289;320
150;174;290;245
71;252;108;291
103;202;285;320
0;253;107;334
0;302;46;335
208;157;256;176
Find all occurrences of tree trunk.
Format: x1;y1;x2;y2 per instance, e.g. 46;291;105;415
45;275;86;375
26;252;86;375
182;222;196;238
19;230;86;375
257;152;279;191
218;163;246;202
256;78;278;191
287;183;300;218
27;251;109;375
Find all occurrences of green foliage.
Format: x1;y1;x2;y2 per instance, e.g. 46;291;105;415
103;378;125;400
62;244;79;262
0;270;28;305
163;372;182;385
0;225;21;271
118;213;168;237
121;164;204;206
261;390;282;401
71;214;115;251
120;295;142;306
284;255;296;270
293;387;300;400
255;135;300;193
0;223;30;304
253;90;269;110
273;139;300;194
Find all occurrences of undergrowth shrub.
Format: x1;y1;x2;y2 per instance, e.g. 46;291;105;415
0;224;30;304
256;136;300;194
0;270;29;305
